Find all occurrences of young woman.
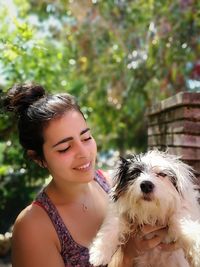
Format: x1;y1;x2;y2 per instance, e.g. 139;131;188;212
4;83;176;267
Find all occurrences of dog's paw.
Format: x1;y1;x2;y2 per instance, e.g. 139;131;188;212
89;246;112;266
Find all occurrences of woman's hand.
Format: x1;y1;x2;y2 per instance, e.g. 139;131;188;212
120;224;179;266
131;224;168;253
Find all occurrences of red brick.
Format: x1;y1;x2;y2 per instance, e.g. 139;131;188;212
148;146;200;161
148;134;200;148
147;92;200;116
148;120;200;135
148;107;200;126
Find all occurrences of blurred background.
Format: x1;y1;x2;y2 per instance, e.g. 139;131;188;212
0;0;200;262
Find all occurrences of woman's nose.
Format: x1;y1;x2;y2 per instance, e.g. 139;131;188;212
75;142;89;158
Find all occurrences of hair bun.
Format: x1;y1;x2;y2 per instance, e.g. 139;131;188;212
4;83;46;114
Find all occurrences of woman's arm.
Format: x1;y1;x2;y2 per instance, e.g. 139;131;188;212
12;205;65;267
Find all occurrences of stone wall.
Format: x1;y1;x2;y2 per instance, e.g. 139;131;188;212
147;92;200;178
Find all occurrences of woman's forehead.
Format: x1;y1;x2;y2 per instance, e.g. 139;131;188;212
42;110;88;143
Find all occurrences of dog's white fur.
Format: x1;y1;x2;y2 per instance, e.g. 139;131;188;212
89;150;200;267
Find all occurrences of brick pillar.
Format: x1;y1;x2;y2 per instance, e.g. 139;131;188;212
147;92;200;179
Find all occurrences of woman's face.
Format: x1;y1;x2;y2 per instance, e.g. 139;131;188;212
42;110;97;185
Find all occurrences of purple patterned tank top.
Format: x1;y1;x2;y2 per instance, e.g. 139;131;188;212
33;170;110;267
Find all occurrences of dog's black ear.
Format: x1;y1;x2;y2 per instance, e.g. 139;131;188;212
118;156;130;175
126;154;136;160
119;156;129;164
127;153;142;163
113;157;130;202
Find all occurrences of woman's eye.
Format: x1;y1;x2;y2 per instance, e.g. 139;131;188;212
83;136;92;141
58;147;70;153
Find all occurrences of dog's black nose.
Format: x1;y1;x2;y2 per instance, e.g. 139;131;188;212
140;181;154;194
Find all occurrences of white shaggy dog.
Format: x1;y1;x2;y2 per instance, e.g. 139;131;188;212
89;150;200;267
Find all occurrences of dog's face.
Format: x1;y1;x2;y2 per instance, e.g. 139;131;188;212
112;150;194;226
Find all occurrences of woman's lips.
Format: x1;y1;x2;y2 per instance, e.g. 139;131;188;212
73;162;92;171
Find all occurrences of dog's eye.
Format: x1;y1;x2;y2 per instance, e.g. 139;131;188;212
130;169;142;178
157;172;167;177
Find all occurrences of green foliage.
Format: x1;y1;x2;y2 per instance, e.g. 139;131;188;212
0;170;42;232
0;139;47;232
0;0;200;231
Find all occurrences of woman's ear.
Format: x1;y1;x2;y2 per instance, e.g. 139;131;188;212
27;150;47;168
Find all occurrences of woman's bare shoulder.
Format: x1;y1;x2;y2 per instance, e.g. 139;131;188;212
14;203;50;230
12;204;63;267
13;203;60;250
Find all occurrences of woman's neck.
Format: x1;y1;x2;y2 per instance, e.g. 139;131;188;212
45;178;94;206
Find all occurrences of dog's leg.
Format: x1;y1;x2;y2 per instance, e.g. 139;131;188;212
107;247;124;267
178;218;200;267
89;210;124;266
168;213;200;267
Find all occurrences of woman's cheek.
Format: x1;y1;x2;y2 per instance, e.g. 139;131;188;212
91;138;97;152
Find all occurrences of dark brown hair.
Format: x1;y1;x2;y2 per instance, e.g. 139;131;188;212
3;82;84;161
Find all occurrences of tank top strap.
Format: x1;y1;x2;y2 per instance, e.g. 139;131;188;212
33;190;87;266
94;169;110;193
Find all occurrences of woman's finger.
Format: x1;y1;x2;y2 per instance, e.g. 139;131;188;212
141;235;163;249
135;228;167;252
159;241;180;252
141;224;167;235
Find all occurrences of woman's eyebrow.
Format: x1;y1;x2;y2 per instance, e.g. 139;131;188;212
52;128;90;148
81;127;90;135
